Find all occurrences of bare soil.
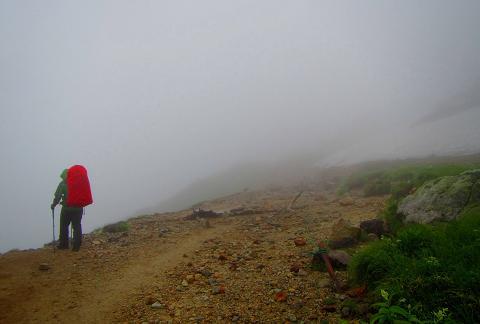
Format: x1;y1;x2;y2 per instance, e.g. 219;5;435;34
0;189;386;323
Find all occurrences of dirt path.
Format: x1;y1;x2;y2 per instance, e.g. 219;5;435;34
0;221;234;324
1;190;387;323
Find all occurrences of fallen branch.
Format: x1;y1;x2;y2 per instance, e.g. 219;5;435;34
286;191;304;211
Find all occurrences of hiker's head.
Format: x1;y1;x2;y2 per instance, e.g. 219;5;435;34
60;169;68;180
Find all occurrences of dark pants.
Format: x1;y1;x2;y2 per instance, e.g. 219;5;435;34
59;207;83;250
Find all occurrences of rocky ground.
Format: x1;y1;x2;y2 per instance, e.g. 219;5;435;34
0;188;386;323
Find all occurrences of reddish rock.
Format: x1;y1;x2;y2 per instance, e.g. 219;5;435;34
275;291;288;302
346;285;366;298
289;264;300;273
186;274;195;284
212;285;225;294
229;262;238;271
293;237;307;247
218;254;228;261
144;295;155;305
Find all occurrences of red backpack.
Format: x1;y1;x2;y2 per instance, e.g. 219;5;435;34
66;165;93;207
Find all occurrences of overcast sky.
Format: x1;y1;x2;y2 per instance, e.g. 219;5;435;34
1;1;480;252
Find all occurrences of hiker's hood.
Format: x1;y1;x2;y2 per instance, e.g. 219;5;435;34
60;169;68;180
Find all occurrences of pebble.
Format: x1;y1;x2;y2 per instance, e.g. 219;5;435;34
335;293;347;301
38;263;50;271
151;302;164;309
200;269;212;277
289;264;300;273
274;291;287;302
297;269;308;276
212;285;225;294
181;280;189;287
144;296;155;305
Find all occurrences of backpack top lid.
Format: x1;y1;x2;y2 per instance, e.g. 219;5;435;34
66;165;93;207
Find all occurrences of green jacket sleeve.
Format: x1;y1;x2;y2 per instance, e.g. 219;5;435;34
52;181;66;206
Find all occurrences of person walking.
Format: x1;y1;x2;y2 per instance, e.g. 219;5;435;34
51;166;92;251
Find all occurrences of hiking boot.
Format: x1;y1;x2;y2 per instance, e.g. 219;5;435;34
56;245;68;250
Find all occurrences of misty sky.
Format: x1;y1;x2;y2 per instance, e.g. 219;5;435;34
1;1;480;252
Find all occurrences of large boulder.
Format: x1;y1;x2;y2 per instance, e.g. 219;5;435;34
398;169;480;224
328;250;352;269
328;218;362;249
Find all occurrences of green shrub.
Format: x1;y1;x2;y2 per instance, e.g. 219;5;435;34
348;239;406;287
102;221;129;233
348;207;480;323
338;163;480;198
379;198;403;234
396;225;436;258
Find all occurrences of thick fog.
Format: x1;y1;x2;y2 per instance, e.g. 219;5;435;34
1;1;480;252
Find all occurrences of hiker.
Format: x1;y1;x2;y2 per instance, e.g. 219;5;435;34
51;166;93;251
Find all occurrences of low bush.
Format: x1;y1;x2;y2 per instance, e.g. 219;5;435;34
379;198;403;234
348;207;480;323
338;163;479;198
102;221;129;233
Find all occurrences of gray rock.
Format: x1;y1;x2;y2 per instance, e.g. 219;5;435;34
335;293;347;301
38;263;50;271
212;286;223;294
151;302;164;309
398;169;480;224
327;250;351;268
317;278;331;288
297;269;308;276
200;269;213;277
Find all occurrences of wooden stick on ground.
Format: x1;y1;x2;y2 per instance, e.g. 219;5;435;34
286;191;304;211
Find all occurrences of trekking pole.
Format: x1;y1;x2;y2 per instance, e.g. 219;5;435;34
52;209;56;254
